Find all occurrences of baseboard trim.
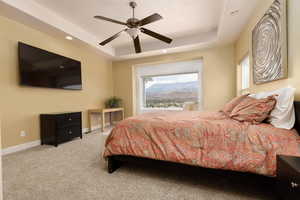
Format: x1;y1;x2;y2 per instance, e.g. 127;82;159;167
2;129;89;156
2;140;41;156
82;128;90;133
90;125;101;132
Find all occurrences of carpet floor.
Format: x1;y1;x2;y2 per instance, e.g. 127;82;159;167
3;131;277;200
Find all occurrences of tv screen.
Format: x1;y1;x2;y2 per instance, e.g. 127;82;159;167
18;42;82;90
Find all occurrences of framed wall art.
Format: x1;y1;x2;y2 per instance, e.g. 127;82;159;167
252;0;288;84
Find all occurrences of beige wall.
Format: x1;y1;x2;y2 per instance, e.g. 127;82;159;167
235;0;300;99
113;44;236;117
0;119;2;200
0;16;114;148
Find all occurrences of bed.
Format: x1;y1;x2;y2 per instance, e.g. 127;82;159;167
104;102;300;177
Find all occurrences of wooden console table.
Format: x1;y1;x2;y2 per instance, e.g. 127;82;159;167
88;108;124;132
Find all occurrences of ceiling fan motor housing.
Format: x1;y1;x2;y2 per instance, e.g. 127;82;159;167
127;18;139;28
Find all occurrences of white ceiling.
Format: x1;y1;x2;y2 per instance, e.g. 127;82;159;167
0;0;259;60
31;0;223;48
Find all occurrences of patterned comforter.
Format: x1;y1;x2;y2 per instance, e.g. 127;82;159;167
104;111;300;176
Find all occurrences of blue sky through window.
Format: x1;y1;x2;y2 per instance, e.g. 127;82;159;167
145;73;198;88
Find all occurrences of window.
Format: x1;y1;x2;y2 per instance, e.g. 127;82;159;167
240;55;250;90
135;59;203;113
142;73;199;109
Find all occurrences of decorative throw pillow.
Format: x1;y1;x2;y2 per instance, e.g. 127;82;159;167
221;94;249;116
249;87;296;129
230;96;277;124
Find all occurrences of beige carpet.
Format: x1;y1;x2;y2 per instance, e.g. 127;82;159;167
3;131;276;200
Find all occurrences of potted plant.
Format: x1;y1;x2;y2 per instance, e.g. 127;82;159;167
105;97;122;108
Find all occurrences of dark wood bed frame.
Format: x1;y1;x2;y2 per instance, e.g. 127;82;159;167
107;101;300;174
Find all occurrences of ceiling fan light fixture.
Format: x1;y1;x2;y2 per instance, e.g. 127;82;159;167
126;28;140;39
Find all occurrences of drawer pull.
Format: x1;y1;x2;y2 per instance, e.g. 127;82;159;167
68;131;73;135
291;182;298;188
68;118;72;121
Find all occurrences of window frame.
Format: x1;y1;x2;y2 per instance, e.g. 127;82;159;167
140;72;200;111
134;59;203;115
240;54;250;90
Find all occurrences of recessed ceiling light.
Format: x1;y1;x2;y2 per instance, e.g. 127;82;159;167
65;36;73;40
230;10;239;16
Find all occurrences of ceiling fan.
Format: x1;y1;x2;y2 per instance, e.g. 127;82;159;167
94;1;173;54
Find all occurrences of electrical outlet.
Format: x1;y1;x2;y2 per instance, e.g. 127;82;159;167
20;130;26;137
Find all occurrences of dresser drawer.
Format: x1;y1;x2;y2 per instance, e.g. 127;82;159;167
57;126;82;143
55;113;81;128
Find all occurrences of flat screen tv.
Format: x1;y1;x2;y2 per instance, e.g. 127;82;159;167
18;42;82;90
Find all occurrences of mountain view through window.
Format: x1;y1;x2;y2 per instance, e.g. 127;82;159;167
143;73;199;108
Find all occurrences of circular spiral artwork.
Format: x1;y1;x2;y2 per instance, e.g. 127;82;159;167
252;0;285;84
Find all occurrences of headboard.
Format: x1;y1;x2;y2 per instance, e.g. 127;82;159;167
294;101;300;135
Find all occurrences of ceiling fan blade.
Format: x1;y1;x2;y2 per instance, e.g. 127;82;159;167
99;30;126;46
139;13;162;26
94;16;127;26
133;36;142;53
140;28;172;44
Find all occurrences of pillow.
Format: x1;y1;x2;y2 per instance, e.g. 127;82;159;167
221;94;249;115
249;87;296;129
230;96;277;124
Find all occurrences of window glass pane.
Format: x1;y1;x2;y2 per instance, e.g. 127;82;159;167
241;56;250;90
143;73;199;108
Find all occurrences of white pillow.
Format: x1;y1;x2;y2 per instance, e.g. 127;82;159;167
249;87;296;129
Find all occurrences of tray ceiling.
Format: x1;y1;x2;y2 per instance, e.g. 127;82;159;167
0;0;259;60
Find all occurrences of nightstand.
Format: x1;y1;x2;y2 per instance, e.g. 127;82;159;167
277;155;300;199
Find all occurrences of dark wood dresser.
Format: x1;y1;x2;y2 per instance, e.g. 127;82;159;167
40;112;82;147
277;155;300;199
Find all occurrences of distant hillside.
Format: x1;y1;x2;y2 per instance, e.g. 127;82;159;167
145;81;198;103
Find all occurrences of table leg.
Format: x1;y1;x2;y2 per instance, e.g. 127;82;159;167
102;112;105;132
88;111;92;133
110;112;112;127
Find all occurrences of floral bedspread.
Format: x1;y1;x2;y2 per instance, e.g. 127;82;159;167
104;111;300;176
